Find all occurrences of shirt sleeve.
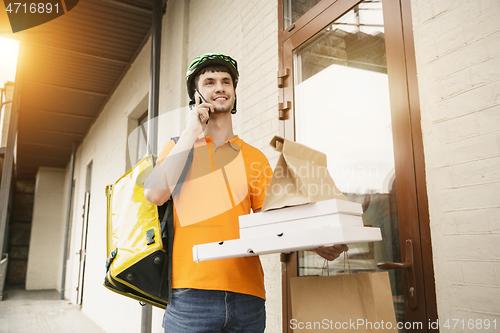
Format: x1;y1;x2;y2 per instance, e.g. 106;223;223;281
156;139;176;165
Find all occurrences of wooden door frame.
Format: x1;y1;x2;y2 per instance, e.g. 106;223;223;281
76;190;90;306
76;161;93;307
277;0;438;331
399;0;438;324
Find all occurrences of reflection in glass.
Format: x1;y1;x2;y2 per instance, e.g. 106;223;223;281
293;0;405;329
284;0;322;29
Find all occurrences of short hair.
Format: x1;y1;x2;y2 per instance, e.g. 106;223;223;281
194;65;233;90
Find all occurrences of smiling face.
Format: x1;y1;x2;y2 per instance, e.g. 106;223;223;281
196;71;236;114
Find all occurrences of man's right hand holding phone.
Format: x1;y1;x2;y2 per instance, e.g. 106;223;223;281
196;89;212;123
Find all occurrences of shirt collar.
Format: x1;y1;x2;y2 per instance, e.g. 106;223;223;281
199;135;242;151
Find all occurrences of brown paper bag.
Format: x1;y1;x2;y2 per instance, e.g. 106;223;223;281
262;136;346;211
290;272;397;332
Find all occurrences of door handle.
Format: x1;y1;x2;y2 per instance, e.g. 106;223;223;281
377;261;411;269
377;239;417;309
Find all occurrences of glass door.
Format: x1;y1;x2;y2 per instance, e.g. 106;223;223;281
279;0;437;332
293;0;404;325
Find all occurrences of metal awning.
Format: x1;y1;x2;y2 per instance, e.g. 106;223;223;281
15;0;154;177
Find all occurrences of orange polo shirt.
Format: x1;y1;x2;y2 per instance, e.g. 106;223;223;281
157;135;272;300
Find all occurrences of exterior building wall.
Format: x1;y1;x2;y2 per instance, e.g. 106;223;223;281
410;0;500;328
60;0;281;332
26;167;66;290
71;37;152;333
20;0;500;331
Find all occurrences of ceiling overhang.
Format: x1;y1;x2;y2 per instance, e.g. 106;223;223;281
15;0;156;177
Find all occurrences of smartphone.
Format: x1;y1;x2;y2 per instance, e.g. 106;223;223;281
195;90;209;123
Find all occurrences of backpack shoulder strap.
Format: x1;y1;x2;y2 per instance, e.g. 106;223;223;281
159;136;193;301
169;136;193;197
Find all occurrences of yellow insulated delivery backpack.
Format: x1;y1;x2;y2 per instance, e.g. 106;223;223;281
104;137;192;308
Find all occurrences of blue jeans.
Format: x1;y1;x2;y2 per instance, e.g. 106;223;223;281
163;288;266;333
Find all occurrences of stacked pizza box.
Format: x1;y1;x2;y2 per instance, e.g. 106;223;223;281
192;198;381;262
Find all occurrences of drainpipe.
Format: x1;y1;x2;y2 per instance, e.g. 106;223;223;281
147;0;162;156
60;142;77;300
142;0;163;332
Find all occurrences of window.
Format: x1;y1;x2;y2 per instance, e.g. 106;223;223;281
136;111;149;164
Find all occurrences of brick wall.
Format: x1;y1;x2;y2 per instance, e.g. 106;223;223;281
186;0;280;164
410;0;500;327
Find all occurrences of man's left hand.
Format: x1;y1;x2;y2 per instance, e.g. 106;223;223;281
313;244;348;261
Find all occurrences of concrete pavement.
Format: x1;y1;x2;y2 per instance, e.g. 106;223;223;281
0;285;106;333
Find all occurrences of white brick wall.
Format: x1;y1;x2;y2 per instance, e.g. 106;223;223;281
186;0;281;161
411;0;500;328
26;167;66;290
55;0;282;332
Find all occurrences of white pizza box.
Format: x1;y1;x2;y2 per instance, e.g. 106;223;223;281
192;225;381;263
239;213;363;239
239;199;363;229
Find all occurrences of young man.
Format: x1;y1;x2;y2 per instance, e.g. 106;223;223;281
144;53;345;332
